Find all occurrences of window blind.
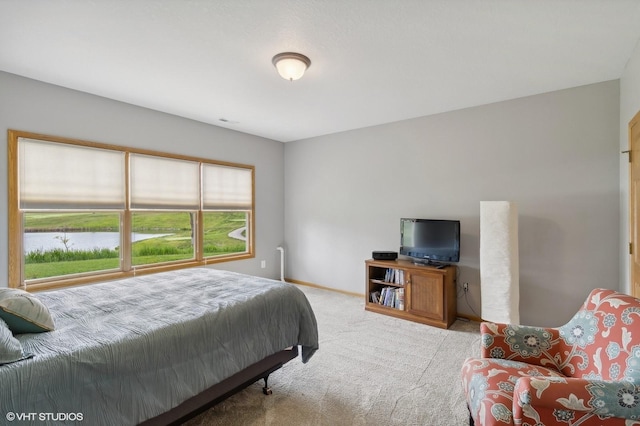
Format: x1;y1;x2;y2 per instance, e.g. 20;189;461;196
130;154;200;210
19;138;125;210
202;164;252;210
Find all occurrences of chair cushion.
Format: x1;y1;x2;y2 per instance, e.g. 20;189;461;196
513;376;640;425
461;357;565;426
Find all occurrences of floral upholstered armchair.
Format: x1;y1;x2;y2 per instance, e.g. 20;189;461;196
461;288;640;425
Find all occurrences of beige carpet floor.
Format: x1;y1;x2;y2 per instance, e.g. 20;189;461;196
183;284;481;426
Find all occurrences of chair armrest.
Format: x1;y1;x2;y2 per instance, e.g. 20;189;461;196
480;322;564;370
513;376;640;423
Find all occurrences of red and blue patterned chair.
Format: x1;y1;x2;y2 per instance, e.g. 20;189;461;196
461;288;640;425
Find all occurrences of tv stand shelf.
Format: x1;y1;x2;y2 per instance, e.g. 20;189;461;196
365;259;457;329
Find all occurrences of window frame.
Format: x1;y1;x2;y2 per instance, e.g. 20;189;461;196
8;130;255;291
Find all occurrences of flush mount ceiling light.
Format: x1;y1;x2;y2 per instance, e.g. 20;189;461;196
272;52;311;81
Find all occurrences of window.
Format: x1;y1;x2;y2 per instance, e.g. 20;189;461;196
131;212;196;266
23;212;121;280
8;130;254;290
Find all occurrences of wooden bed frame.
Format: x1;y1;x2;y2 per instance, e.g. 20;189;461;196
140;346;299;425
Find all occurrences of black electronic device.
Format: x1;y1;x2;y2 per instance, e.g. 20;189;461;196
399;218;460;265
372;251;398;261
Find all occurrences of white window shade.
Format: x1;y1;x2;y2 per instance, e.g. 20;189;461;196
19;138;125;210
202;164;253;210
130;154;200;210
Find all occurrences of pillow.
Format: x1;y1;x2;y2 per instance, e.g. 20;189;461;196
0;317;25;364
0;288;55;333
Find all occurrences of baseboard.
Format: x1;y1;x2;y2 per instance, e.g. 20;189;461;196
456;313;483;323
285;278;363;298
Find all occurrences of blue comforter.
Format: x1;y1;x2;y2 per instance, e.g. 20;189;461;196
0;268;319;425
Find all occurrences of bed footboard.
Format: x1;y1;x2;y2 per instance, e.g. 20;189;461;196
139;346;299;426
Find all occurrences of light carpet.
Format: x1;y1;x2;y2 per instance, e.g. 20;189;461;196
183;284;481;426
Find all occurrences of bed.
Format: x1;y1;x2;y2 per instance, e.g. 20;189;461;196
0;267;319;425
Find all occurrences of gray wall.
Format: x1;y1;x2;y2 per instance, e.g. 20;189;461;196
0;71;285;283
620;38;640;295
0;70;625;327
284;81;620;327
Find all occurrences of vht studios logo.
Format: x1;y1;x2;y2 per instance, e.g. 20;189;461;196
6;412;84;422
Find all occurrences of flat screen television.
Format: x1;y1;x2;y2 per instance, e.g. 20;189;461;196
400;218;460;265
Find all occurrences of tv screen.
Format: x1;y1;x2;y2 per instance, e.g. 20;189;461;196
400;218;460;263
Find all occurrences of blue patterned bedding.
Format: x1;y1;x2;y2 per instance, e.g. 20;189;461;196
0;268;319;425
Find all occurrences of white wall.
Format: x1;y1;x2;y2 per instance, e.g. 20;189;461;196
285;81;620;327
0;71;285;284
620;38;640;294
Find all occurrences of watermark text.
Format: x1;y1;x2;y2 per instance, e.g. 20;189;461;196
5;412;83;422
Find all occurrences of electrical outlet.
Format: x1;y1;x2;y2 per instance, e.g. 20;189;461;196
463;283;469;293
260;260;266;268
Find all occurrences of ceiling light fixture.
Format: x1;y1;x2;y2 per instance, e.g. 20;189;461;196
272;52;311;81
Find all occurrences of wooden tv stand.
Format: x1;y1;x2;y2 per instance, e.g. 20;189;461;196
365;259;457;329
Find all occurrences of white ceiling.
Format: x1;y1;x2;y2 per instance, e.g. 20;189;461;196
2;1;640;142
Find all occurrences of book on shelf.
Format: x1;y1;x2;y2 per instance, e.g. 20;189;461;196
383;268;405;285
396;287;405;310
384;287;394;306
375;286;404;310
379;287;388;305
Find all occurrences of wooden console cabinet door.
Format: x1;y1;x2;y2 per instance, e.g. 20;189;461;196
407;272;444;320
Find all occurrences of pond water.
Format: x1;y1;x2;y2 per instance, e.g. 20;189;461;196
24;232;172;252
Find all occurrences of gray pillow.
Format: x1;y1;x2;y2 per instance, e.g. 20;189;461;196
0;288;55;334
0;317;25;364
